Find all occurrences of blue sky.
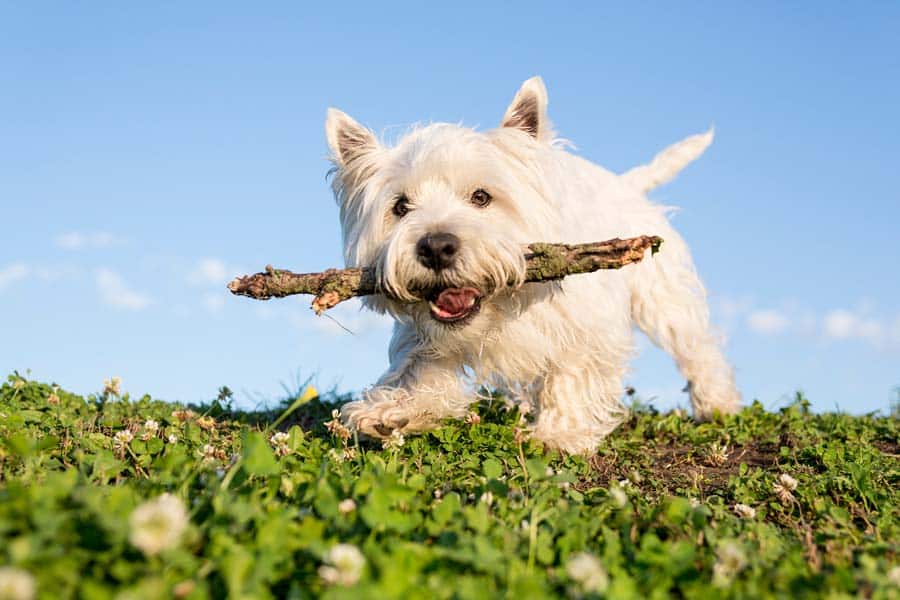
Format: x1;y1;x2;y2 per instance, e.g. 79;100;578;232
1;3;898;413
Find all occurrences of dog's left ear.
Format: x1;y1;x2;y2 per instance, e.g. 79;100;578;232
326;108;380;168
501;76;550;141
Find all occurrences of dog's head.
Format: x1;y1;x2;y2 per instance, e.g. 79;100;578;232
325;77;560;337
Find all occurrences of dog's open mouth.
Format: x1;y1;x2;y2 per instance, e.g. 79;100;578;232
427;287;482;324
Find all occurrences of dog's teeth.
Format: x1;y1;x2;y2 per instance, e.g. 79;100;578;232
466;297;475;307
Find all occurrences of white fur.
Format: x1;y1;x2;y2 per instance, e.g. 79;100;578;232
325;76;740;454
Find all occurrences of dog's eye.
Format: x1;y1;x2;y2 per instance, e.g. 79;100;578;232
392;195;411;217
470;189;492;208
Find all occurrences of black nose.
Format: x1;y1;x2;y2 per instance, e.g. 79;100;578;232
416;232;460;271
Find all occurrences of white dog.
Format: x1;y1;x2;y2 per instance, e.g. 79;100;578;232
326;77;739;453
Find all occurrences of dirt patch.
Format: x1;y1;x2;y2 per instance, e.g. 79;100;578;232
578;441;782;497
873;440;900;457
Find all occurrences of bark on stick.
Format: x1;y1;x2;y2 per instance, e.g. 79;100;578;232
227;235;663;314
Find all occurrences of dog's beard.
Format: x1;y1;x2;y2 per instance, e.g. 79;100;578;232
375;232;526;329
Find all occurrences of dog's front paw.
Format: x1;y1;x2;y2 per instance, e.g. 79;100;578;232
341;387;437;439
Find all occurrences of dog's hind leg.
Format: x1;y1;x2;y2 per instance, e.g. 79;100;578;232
629;233;740;419
531;361;629;454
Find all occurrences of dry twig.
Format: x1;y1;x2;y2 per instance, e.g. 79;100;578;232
227;235;663;314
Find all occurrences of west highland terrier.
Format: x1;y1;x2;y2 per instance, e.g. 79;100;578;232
326;77;740;453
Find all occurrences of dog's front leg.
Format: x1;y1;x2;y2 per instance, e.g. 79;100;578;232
341;324;469;439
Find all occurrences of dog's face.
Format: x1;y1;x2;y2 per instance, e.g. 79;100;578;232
326;78;559;339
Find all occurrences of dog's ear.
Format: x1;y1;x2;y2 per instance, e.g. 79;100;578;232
326;108;380;168
501;77;550;141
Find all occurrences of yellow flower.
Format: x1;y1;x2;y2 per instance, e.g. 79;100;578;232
128;494;189;556
298;386;318;403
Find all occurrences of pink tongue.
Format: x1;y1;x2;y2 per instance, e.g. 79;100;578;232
434;287;479;316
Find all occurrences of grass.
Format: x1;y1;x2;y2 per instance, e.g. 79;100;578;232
0;372;898;599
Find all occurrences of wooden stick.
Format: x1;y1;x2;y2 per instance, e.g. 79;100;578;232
227;235;663;314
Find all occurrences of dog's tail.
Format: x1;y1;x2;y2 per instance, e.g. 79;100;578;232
621;128;714;193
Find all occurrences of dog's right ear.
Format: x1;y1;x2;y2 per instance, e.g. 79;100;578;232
326;108;380;168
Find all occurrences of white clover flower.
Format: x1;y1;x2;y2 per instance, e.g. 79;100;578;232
705;442;730;466
140;419;160;441
324;409;352;441
0;567;36;600
318;544;365;586
713;541;747;587
609;487;628;508
778;473;798;491
774;473;799;503
269;431;292;457
103;376;122;396
433;488;443;500
195;416;216;431
733;503;756;519
199;444;224;462
113;430;134;450
480;491;494;506
274;444;291;457
12;379;25;391
565;552;608;593
167;434;178;444
128;493;189;556
171;409;196;422
689;497;701;508
270;432;290;445
381;429;405;450
338;499;357;514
